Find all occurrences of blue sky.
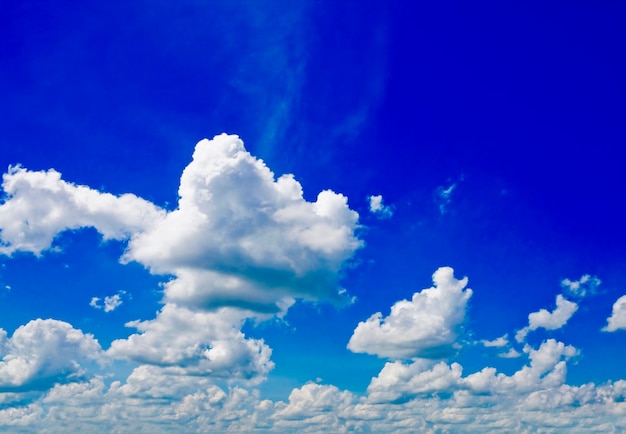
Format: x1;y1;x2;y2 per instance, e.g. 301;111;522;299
1;1;625;432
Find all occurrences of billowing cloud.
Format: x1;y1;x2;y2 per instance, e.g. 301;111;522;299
367;194;393;218
367;359;463;403
602;295;626;332
347;267;472;359
123;134;362;313
0;166;165;256
561;274;601;298
0;319;102;390
516;294;578;342
107;304;273;381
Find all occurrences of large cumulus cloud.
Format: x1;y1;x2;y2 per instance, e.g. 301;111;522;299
123;133;361;312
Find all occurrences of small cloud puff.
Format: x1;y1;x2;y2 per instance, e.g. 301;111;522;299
561;274;601;298
602;295;626;332
368;195;393;219
348;267;472;359
480;335;509;348
435;183;456;215
90;291;125;313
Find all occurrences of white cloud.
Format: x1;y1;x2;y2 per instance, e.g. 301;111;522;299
367;194;393;218
107;304;273;382
0;319;102;390
516;294;578;342
347;266;472;359
123;134;362;313
602;295;626;332
89;291;124;312
498;347;522;358
561;274;601;298
0;135;361;315
0;166;165;256
480;334;508;347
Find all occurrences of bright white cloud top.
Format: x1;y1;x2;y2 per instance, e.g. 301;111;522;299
124;134;362;313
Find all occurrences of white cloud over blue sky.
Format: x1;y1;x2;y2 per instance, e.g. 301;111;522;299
0;1;625;432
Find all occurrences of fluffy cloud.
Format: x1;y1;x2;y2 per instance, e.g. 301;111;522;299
0;166;165;256
0;319;102;390
348;267;472;359
561;274;601;298
368;194;393;218
367;359;463;403
107;304;273;381
602;295;626;332
123;134;362;313
516;295;578;342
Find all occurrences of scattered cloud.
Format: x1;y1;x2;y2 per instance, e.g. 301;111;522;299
498;347;522;358
561;274;601;298
367;194;393;219
348;267;472;359
516;295;578;343
602;295;626;332
435;182;456;215
480;334;508;348
89;291;125;312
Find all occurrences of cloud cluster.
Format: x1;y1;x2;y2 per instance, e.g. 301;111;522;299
561;274;601;298
1;134;625;432
0;336;623;433
0;134;363;390
348;267;472;359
